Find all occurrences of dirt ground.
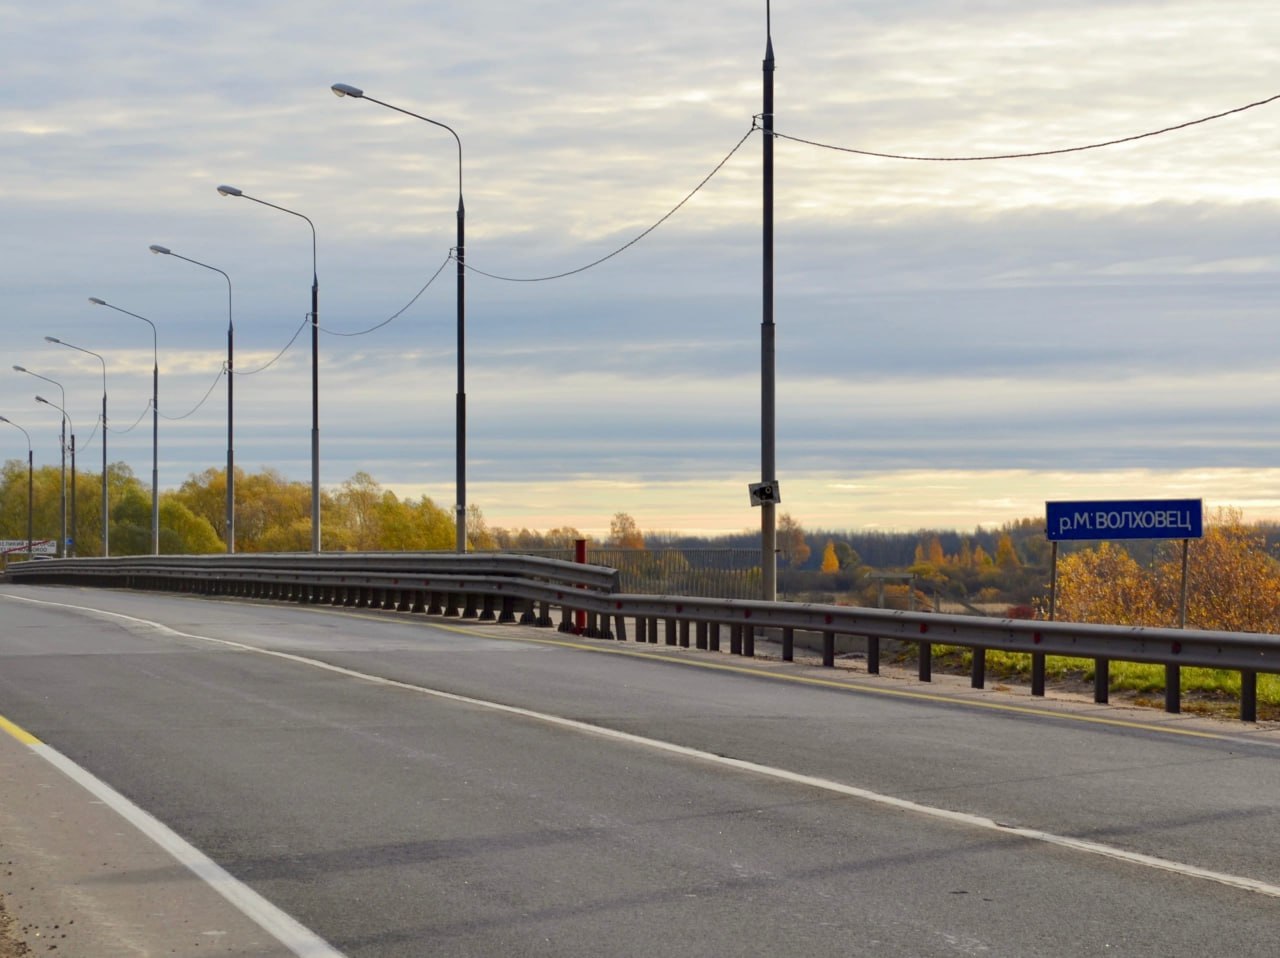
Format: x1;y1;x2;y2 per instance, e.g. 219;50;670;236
0;896;28;957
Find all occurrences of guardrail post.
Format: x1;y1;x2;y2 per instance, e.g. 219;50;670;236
1094;659;1110;704
678;620;690;648
822;631;834;668
574;538;588;634
918;642;932;682
971;648;985;689
1241;671;1257;723
636;617;647;643
1165;664;1181;714
695;621;708;650
665;619;677;646
647;617;658;644
613;612;628;642
743;626;754;658
1031;652;1045;696
782;626;793;662
498;596;516;623
867;635;880;674
730;624;742;655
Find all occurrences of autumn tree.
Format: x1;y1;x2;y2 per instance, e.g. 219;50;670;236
609;512;645;550
1053;542;1161;626
994;533;1021;570
467;504;497;551
820;539;839;573
777;513;810;568
1153;509;1280;632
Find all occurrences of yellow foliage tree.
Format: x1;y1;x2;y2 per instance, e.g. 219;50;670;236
609;512;645;550
820;539;839;573
1154;509;1280;632
1054;542;1160;625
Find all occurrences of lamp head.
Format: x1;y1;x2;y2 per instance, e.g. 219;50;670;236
13;365;26;373
149;244;171;255
217;184;243;197
0;415;10;425
44;336;61;345
35;396;48;406
331;82;364;98
88;297;106;306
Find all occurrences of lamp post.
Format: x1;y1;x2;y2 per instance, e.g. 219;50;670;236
35;397;75;557
45;336;107;557
0;416;33;558
150;244;236;553
216;184;321;553
14;366;66;557
89;298;159;555
332;81;468;553
760;4;778;602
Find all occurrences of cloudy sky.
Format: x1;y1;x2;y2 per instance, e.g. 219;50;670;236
3;1;1279;537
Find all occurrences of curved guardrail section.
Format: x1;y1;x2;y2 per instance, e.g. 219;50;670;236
6;553;1277;723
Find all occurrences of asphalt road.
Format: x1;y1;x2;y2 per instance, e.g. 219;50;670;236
1;583;1278;957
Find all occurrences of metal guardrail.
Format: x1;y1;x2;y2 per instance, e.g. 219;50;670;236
5;553;1277;723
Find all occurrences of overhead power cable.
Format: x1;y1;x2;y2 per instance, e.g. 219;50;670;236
464;126;757;283
320;253;452;337
110;401;152;435
771;92;1280;161
233;316;310;376
158;366;225;422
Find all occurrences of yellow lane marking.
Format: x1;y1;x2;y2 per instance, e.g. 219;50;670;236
0;712;42;745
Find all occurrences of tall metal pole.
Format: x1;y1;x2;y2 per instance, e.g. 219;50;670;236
0;418;32;557
761;3;778;601
69;433;76;557
151;245;234;552
16;367;66;556
331;83;468;553
216;186;321;552
90;299;159;554
152;352;158;553
455;180;466;554
45;337;107;556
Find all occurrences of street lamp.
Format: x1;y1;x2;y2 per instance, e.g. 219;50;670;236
150;244;236;553
45;336;107;557
35;397;75;557
216;184;321;553
761;5;778;602
0;416;33;558
332;81;469;553
89;298;159;555
13;366;66;556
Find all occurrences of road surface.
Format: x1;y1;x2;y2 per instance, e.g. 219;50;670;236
1;583;1277;956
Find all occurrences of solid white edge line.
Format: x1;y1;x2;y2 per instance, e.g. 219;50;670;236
30;743;346;957
8;591;1280;901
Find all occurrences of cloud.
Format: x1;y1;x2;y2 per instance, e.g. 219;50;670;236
3;0;1280;537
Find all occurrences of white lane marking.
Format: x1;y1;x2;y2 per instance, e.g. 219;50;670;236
9;591;1280;900
32;744;346;958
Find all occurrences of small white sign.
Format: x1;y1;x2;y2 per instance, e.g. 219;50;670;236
748;481;781;507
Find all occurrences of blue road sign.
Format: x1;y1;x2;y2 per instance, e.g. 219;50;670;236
1046;499;1202;542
